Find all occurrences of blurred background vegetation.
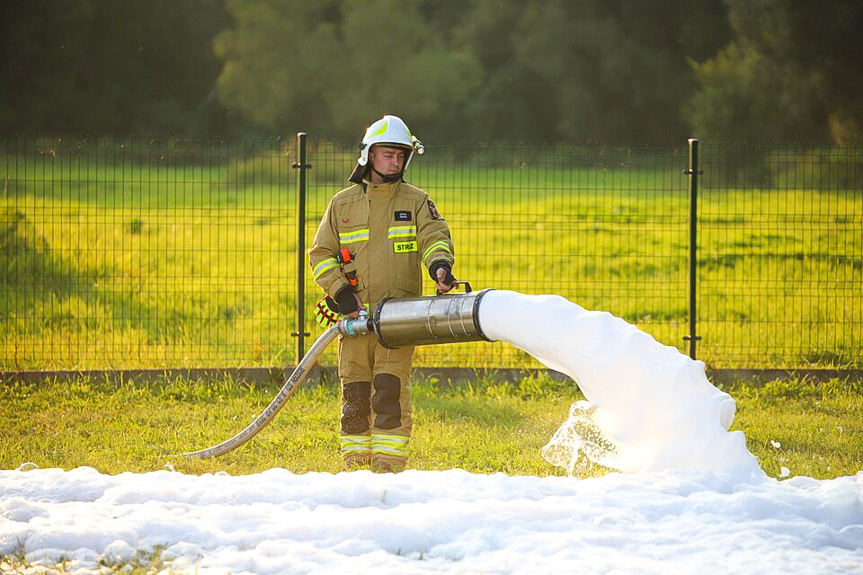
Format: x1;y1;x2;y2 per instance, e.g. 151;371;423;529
2;0;860;144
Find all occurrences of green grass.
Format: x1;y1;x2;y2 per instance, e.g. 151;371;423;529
1;374;860;573
0;374;860;480
1;149;861;370
0;374;573;477
730;377;863;478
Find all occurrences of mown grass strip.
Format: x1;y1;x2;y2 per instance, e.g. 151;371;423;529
1;375;859;479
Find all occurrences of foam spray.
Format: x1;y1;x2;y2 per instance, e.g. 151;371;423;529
478;290;765;481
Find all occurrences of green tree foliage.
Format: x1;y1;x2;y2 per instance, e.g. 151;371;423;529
2;0;732;142
11;0;859;144
214;1;341;133
453;0;564;143
0;1;94;134
214;0;729;144
215;0;481;141
0;0;231;135
511;0;695;143
329;0;480;139
454;0;731;143
685;44;827;143
686;0;863;143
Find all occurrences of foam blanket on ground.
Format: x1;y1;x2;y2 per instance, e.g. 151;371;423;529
1;466;862;574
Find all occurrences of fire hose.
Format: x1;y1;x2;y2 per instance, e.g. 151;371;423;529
180;289;494;459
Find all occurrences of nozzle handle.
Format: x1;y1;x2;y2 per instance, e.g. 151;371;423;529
436;281;472;296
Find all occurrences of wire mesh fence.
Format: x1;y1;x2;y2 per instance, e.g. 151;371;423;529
1;136;860;371
698;144;863;367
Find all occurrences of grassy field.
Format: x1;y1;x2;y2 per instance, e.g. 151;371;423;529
2;372;859;573
1;145;861;371
0;374;860;480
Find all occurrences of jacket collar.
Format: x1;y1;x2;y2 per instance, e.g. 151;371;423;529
362;178;402;195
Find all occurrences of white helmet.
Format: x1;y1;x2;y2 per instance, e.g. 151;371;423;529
349;115;424;183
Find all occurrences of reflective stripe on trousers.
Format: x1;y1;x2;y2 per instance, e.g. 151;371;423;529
371;433;409;458
340;434;371;454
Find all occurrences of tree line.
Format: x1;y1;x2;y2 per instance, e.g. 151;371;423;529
1;0;860;144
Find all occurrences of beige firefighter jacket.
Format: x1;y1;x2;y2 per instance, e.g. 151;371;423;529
310;179;454;307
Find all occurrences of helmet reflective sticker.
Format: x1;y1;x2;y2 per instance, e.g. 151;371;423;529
356;115;423;170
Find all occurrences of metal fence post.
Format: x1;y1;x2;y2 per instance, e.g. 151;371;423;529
291;132;312;363
684;138;702;360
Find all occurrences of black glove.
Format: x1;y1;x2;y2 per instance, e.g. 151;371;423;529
429;261;456;286
334;285;358;315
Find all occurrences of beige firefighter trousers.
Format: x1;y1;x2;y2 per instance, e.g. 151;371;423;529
337;333;414;464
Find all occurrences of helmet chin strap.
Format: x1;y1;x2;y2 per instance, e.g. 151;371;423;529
371;165;403;183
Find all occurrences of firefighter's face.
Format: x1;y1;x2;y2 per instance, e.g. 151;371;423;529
369;145;406;179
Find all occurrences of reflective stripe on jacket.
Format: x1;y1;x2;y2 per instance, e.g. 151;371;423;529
309;179;454;305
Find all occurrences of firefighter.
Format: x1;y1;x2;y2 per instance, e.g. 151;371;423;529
309;115;457;473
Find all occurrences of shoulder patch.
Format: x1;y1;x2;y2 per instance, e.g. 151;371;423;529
427;199;442;220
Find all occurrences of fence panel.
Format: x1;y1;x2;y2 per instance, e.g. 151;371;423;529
698;145;862;368
1;137;860;371
1;136;296;370
304;144;691;368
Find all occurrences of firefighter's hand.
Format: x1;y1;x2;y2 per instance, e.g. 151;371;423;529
348;293;366;318
335;287;365;318
435;267;456;294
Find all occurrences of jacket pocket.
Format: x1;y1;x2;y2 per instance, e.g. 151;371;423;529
390;251;421;296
